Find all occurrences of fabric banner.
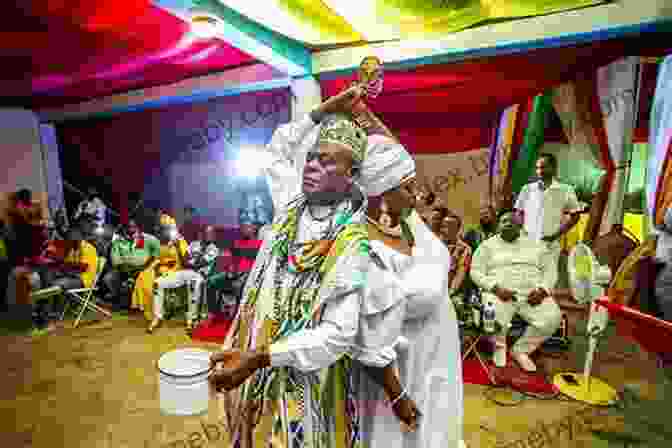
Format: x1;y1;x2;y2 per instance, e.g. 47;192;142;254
596;57;640;236
489;105;520;211
415;148;490;228
648;56;672;227
511;92;553;197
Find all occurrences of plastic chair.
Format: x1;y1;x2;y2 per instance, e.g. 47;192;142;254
61;257;112;327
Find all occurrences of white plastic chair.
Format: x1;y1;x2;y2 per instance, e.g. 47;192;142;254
61;256;112;327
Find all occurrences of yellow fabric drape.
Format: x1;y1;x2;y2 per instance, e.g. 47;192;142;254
131;239;189;321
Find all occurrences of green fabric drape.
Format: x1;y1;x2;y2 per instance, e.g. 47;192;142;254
511;92;554;196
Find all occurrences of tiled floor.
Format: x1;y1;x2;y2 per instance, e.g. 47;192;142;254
0;313;660;448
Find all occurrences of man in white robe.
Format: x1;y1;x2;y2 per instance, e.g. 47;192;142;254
470;210;563;372
210;86;385;448
514;153;581;287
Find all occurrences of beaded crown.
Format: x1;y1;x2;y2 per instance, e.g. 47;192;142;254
317;114;367;163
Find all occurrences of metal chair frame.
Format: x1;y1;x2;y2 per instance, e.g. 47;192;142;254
61;257;112;327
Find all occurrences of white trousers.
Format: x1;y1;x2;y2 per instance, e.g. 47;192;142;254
544;241;562;288
482;292;562;354
153;270;204;321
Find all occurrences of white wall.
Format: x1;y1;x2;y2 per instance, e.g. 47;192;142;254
0;109;50;222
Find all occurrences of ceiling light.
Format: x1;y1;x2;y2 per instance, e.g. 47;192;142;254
236;147;269;178
189;13;221;40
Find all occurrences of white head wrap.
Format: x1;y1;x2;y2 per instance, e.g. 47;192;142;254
360;134;416;196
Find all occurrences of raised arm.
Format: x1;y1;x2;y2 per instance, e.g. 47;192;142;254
264;115;319;211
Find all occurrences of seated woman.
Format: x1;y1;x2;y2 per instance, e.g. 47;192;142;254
138;222;204;333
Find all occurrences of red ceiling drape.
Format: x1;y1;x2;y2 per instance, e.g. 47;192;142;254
320;33;671;153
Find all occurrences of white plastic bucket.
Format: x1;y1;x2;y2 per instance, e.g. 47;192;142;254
157;348;212;416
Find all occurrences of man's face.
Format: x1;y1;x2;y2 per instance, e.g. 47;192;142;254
440;216;461;241
498;212;522;242
204;226;216;242
382;177;417;217
127;221;140;238
415;187;432;205
302;143;355;199
159;226;176;243
535;157;555;180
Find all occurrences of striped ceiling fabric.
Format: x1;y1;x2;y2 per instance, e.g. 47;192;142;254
219;0;609;45
2;0;256;108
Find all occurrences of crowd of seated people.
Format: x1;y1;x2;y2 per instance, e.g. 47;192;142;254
413;188;568;371
1;186;263;333
0;180;586;374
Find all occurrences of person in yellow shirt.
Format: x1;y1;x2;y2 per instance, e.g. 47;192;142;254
41;228;99;290
30;228;99;326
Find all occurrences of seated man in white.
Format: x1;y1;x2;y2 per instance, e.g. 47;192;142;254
470;210;562;372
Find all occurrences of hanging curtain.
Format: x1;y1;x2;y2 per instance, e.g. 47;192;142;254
550;81;608;247
489;104;520;210
510;92;553;196
648;56;672;228
551;82;604;169
595;57;641;236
